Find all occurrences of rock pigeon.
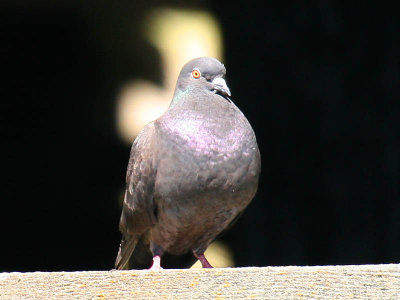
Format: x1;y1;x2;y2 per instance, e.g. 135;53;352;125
115;57;260;270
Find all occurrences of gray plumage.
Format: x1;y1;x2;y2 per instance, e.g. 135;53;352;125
115;57;260;269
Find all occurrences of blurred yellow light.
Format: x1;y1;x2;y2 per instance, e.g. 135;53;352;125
191;241;235;268
117;81;170;144
116;7;223;143
144;8;223;91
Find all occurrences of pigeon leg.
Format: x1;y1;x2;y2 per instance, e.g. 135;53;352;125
149;244;164;270
194;252;213;268
149;255;163;270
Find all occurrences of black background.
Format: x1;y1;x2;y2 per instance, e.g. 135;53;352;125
1;1;399;271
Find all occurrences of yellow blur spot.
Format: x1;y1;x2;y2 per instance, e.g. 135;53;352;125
144;8;223;92
117;81;170;143
116;7;223;143
191;241;235;268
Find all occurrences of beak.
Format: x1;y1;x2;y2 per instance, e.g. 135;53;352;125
212;77;231;97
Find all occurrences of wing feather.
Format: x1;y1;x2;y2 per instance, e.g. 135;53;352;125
115;122;157;269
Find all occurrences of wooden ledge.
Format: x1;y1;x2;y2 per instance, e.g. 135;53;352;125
1;264;400;299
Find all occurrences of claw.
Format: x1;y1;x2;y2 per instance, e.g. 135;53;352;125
148;255;163;271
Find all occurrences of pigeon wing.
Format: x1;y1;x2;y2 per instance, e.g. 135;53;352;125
115;122;158;269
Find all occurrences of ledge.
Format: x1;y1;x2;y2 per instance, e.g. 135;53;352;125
1;264;400;299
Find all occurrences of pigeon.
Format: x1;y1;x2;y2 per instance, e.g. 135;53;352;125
115;57;260;270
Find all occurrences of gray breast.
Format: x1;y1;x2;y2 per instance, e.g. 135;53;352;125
150;97;260;254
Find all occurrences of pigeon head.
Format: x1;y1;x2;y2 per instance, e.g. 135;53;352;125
174;57;231;99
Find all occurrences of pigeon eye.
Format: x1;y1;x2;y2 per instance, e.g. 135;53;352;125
191;69;201;79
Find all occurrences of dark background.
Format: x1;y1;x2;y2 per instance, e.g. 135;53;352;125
1;1;399;271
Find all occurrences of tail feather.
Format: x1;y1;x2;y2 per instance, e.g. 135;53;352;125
115;237;138;270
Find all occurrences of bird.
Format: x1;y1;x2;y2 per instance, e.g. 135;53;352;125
115;57;260;270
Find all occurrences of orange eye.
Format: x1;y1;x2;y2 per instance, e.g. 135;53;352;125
192;69;201;79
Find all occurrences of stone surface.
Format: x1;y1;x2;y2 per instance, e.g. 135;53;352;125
1;265;400;299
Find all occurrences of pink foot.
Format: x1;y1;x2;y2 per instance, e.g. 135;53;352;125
148;255;163;271
196;253;213;268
